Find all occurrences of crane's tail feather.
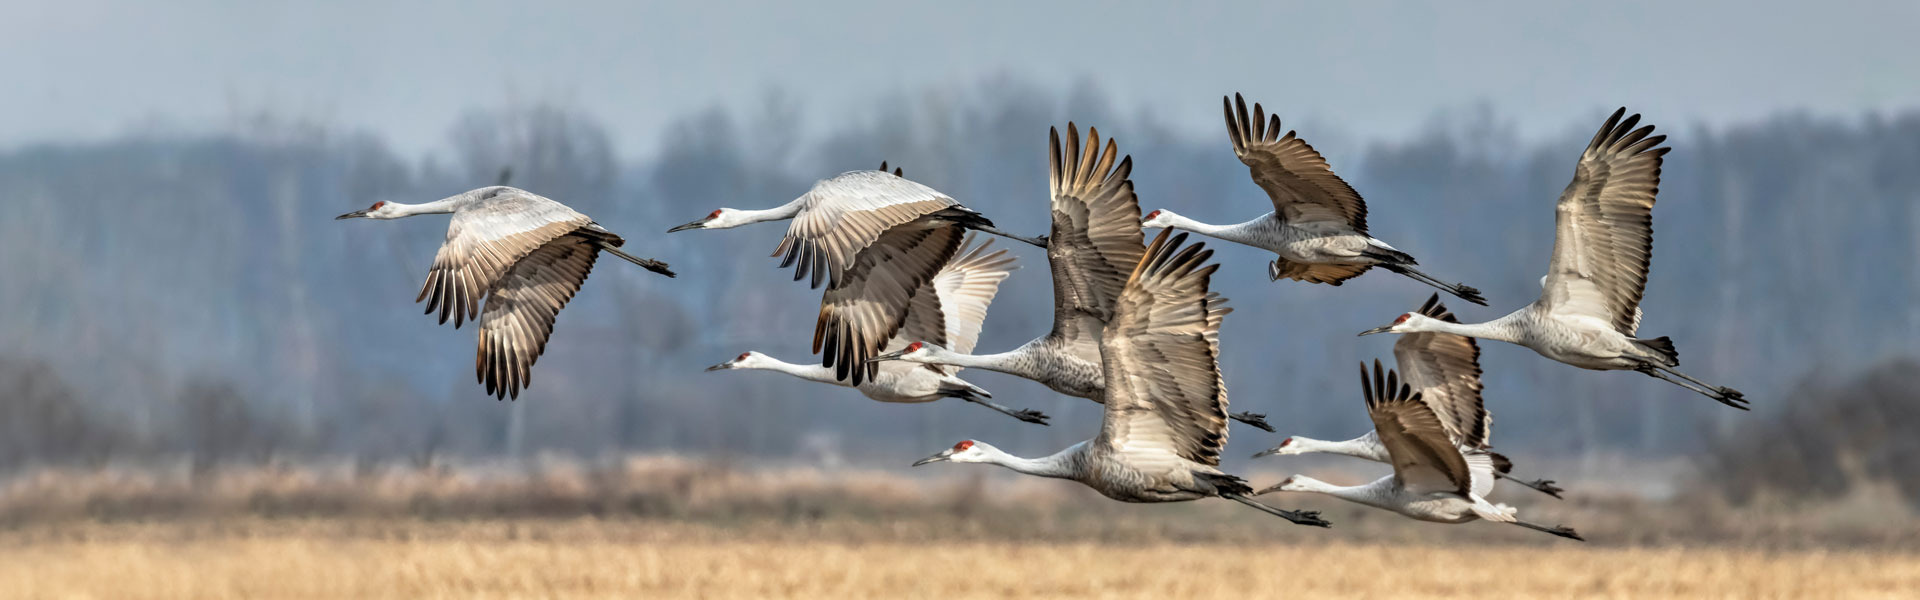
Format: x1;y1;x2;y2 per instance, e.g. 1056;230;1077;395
1635;336;1679;366
1488;451;1514;474
1360;247;1416;265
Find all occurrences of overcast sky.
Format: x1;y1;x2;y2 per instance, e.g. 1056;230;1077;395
8;0;1917;158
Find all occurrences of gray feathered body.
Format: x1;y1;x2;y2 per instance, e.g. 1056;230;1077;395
1222;211;1405;266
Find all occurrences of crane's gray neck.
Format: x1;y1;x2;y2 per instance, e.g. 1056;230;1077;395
388;198;461;218
1160;212;1233;236
1166;212;1273;245
1291;475;1396;509
749;357;846;387
1415;312;1527;345
982;442;1082;480
1293;434;1388;462
929;347;1040;380
737;196;808;225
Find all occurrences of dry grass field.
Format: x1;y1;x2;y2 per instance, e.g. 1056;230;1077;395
4;460;1918;598
2;520;1919;599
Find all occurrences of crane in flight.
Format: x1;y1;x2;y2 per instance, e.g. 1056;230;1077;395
668;164;1043;385
1357;108;1746;408
1258;361;1583;540
1142;93;1485;305
909;230;1329;529
870;125;1272;431
1257;294;1563;498
336;185;674;399
706;236;1047;424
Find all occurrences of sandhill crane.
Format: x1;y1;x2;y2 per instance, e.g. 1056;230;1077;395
1358;108;1746;408
1258;362;1583;540
870;125;1273;431
1141;94;1486;305
706;236;1048;424
335;186;674;399
667;165;1043;385
909;230;1329;528
1256;294;1563;498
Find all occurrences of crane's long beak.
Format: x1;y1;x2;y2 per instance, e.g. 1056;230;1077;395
867;350;908;363
666;219;707;233
1251;482;1286;496
1357;325;1393;336
1251;445;1285;459
704;360;732;372
335;209;369;220
911;449;953;467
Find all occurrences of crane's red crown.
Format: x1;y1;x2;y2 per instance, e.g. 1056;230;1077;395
1393;313;1412;325
706;209;722;220
370;201;385;211
952;440;974;452
1144;209;1162;220
906;341;924;352
1279;437;1294;447
736;352;751;361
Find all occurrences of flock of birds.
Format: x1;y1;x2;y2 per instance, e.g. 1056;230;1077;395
337;94;1750;540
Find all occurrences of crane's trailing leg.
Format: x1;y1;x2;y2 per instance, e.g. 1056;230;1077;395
970;399;1049;425
1509;519;1584;541
1229;411;1275;432
971;224;1049;249
943;389;1049;425
1635;364;1748;409
1374;262;1488;306
598;243;677;278
1658;365;1746;405
1223;493;1332;528
1494;472;1565;499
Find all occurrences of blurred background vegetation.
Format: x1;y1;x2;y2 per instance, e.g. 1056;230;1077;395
1;83;1916;525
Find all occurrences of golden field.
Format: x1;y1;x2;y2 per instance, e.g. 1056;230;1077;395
3;520;1918;599
4;459;1919;598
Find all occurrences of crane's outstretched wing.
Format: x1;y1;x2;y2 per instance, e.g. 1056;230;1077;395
775;170;959;289
815;224;966;385
1097;230;1231;466
1362;360;1473;497
474;233;600;399
910;234;1017;355
419;188;590;328
1394;294;1490;448
1046;123;1148;345
1225;93;1368;235
1538;108;1669;335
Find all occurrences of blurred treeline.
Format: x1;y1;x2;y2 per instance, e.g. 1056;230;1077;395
1;80;1915;486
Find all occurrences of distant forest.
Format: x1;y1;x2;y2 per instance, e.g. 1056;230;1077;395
3;80;1916;471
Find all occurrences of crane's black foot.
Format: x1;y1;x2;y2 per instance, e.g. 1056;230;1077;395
962;396;1051;425
1543;525;1584;541
1451;284;1488;306
1283;509;1331;528
1011;409;1050;425
1514;520;1585;541
1522;479;1565;499
1230;411;1275;432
